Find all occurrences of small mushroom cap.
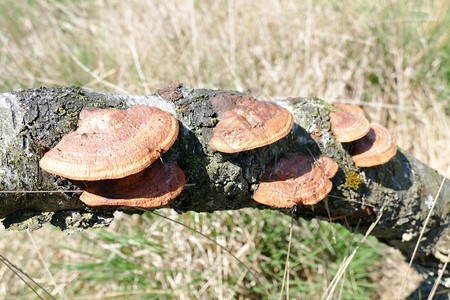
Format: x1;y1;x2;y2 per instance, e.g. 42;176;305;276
334;103;365;116
39;105;179;180
79;161;185;208
316;156;339;179
208;97;294;153
330;110;370;143
253;153;332;208
352;123;397;167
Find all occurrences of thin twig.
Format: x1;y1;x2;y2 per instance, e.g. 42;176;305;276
138;208;272;298
27;230;61;297
0;254;55;300
279;215;294;300
427;252;449;300
323;202;386;300
0;185;196;194
397;175;447;299
0;190;84;194
337;219;361;300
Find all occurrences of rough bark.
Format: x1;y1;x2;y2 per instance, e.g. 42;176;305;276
0;84;448;279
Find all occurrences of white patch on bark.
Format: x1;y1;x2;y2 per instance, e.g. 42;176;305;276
93;91;178;115
0;93;26;189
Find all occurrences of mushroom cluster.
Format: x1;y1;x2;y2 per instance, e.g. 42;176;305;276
206;97;397;209
39;105;185;208
206;94;340;208
330;104;397;167
39;96;396;211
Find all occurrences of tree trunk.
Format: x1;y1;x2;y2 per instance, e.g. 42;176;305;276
0;84;448;277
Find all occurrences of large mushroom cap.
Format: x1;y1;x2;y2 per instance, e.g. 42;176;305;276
79;161;185;208
352;123;397;167
39;105;179;180
208;96;293;153
330;110;370;143
253;153;332;208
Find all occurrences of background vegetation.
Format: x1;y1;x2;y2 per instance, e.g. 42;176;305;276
0;0;448;298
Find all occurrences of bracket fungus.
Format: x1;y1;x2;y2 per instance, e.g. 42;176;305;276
208;95;293;153
39;105;179;180
330;107;370;143
352;123;397;167
333;103;365;116
316;155;339;179
39;105;185;209
79;161;185;208
253;153;335;208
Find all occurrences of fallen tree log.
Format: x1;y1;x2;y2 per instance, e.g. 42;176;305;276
0;83;448;280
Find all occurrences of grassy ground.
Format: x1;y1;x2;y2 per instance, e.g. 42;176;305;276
0;0;448;298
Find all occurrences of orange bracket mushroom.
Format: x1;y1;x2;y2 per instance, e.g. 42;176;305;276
333;103;365;116
80;161;185;208
39;105;185;209
352;123;397;167
316;155;339;178
253;153;336;208
39;105;179;180
330;106;370;143
208;95;294;153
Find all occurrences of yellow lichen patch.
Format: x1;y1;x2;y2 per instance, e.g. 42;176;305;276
346;171;362;190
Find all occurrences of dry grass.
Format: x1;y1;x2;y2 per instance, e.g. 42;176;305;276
1;0;448;173
0;0;448;298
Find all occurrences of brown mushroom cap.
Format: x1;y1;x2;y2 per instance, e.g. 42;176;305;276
316;156;339;179
333;103;365;116
39;105;179;180
79;161;185;208
208;97;294;153
253;153;332;208
329;110;370;143
352;123;397;167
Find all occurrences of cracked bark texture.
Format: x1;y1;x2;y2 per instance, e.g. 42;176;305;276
0;84;448;279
